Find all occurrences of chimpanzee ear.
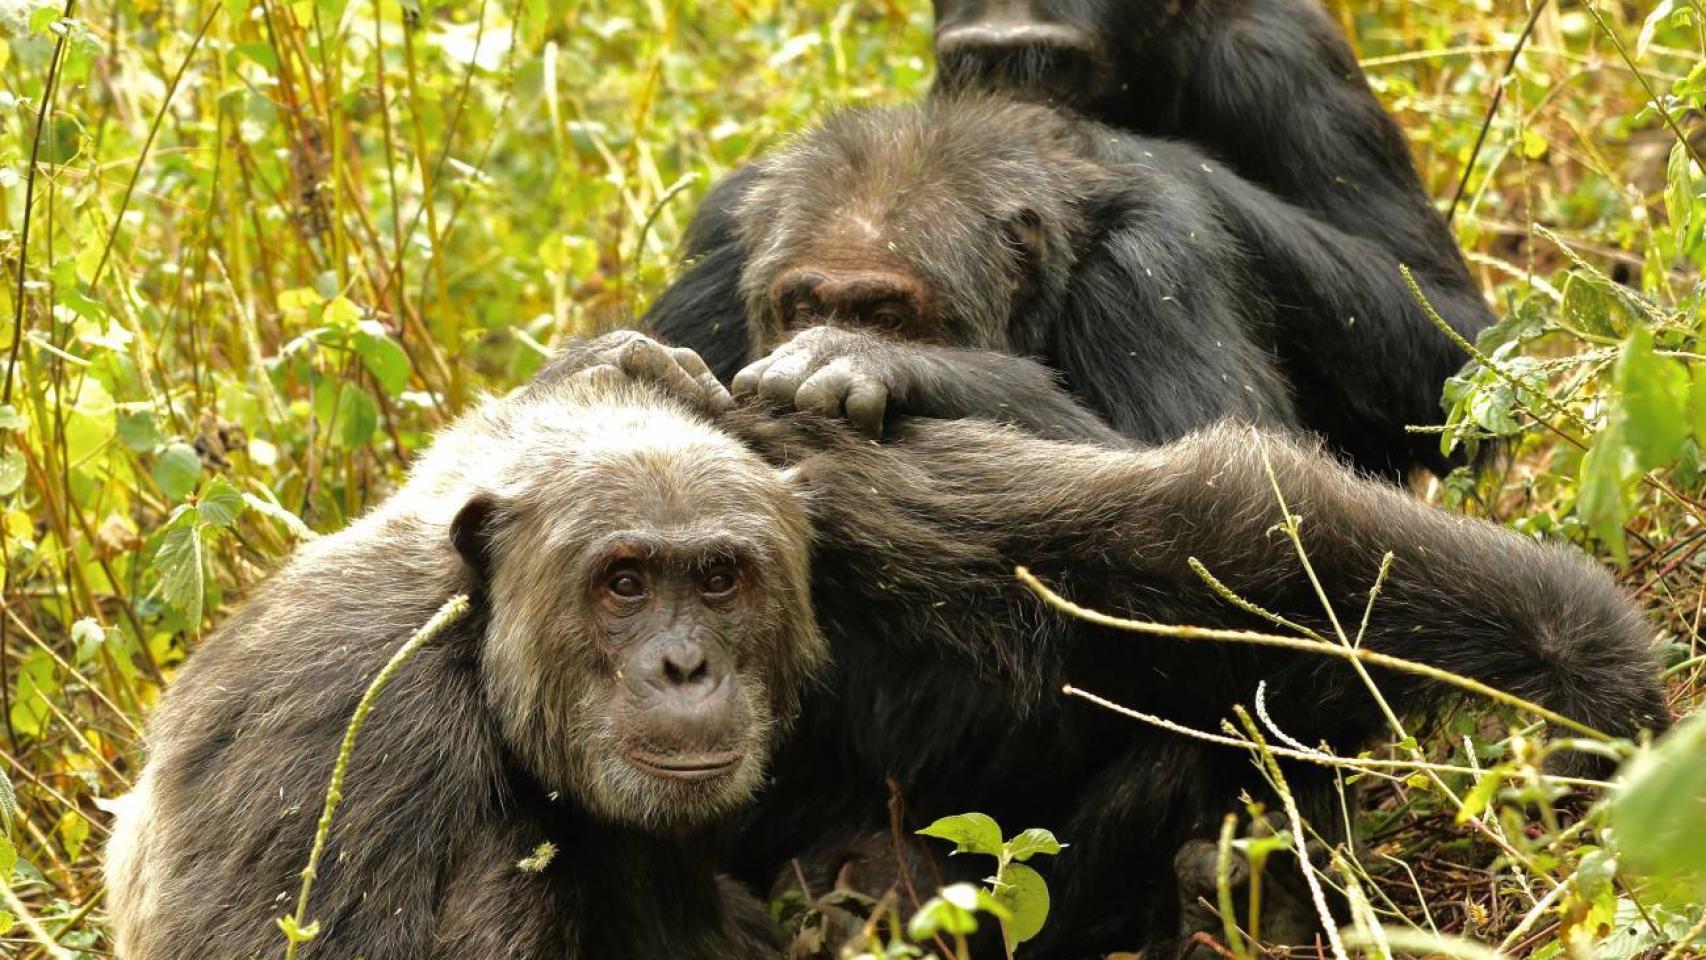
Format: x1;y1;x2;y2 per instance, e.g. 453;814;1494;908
450;494;505;579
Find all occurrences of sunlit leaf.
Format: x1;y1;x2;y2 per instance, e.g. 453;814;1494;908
917;813;1003;858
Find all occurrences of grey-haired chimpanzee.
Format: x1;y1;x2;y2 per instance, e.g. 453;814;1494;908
105;333;821;960
648;95;1493;478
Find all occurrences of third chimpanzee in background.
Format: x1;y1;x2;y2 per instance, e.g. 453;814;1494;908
648;0;1493;478
652;95;1491;478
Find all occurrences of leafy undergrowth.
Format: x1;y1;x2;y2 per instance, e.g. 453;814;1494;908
0;0;1701;957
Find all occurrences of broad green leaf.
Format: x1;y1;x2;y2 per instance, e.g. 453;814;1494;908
918;813;1003;858
0;406;25;432
992;862;1050;948
9;653;54;739
1005;828;1065;862
353;321;412;396
0;833;14;879
1561;272;1625;339
116;410;164;452
0;766;13;830
332;384;380;449
197;476;247;528
70;618;105;666
321;295;362;331
1615;327;1689;470
1611;709;1706;902
154;516;205;622
152;442;202;502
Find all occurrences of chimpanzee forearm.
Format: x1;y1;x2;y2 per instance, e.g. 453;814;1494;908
781;416;1665;748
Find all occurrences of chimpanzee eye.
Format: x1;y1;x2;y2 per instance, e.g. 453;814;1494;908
702;566;738;597
607;571;647;599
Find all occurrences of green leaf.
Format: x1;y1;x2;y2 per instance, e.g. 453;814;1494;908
117;410;165;452
9;653;54;739
918;813;1003;858
197;476;247;528
332;384;380;449
0;765;14;830
321;295;362;331
0;449;24;498
243;492;318;541
1455;768;1506;824
0;833;15;880
154;515;205;622
1005;828;1065;862
1611;709;1706;901
1578;433;1632;565
153;442;203;502
1615;326;1690;470
57;809;89;860
992;862;1050;948
353;321;412;396
1561;272;1626;339
905;883;1007;941
0;406;26;432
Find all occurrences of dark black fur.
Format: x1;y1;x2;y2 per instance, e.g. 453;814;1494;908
648;96;1493;478
723;395;1665;957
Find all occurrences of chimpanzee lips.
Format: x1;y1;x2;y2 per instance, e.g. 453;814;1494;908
625;750;742;781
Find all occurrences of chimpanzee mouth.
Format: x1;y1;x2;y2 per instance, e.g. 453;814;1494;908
625;750;743;781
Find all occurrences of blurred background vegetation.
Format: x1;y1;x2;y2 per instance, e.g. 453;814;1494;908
0;0;1701;956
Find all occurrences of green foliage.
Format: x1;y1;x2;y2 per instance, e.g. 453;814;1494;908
916;813;1064;952
0;0;1698;957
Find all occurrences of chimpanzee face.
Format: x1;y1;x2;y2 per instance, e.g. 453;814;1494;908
735;98;1096;357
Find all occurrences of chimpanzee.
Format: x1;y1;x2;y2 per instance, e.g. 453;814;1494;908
649;95;1492;478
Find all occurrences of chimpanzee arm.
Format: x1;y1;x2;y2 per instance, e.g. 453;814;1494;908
639;165;763;380
732;325;1127;444
770;415;1665;747
1047;179;1301;445
1168;0;1475;282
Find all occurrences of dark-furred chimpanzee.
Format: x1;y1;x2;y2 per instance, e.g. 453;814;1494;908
929;0;1464;272
696;324;1660;957
650;96;1492;477
106;334;819;960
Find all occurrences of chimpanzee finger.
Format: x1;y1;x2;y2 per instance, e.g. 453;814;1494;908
794;362;857;420
756;350;815;407
668;346;716;383
613;337;701;402
571;363;627;393
844;379;889;437
730;355;775;397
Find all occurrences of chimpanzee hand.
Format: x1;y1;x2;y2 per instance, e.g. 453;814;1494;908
552;330;732;415
732;326;901;436
732;325;1124;444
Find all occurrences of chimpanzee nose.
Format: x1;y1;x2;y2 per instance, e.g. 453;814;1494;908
662;644;709;689
771;267;922;333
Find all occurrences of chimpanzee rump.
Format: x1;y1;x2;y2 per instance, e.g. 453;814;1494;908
650;96;1493;477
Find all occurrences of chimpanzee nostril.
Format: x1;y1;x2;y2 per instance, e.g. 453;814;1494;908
662;645;710;688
